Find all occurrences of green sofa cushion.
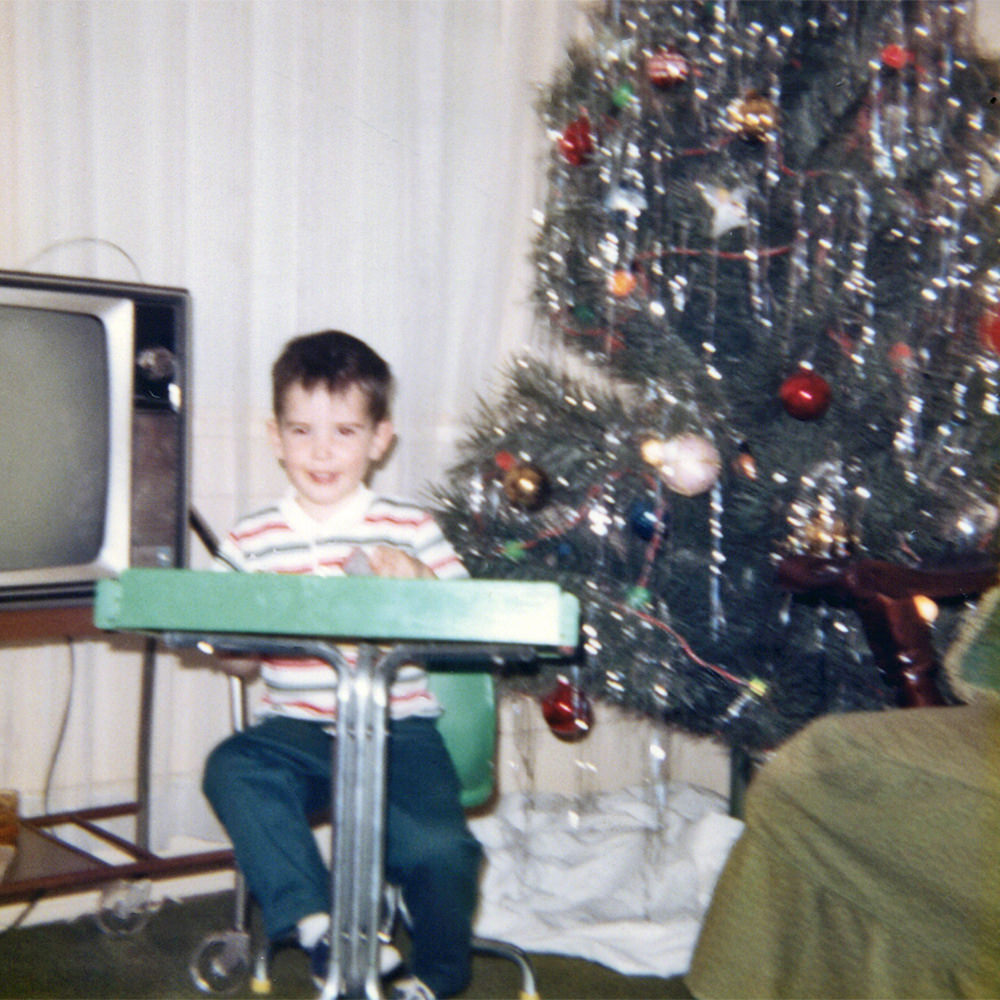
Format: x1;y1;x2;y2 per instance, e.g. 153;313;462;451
945;585;1000;704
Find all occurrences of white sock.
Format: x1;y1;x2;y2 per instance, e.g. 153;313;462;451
297;911;330;950
380;942;403;975
299;911;401;974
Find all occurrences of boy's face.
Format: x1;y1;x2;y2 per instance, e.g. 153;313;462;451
268;381;394;520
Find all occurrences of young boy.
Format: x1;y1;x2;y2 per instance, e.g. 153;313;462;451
202;331;482;1000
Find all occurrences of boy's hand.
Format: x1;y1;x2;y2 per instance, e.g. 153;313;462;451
368;546;435;579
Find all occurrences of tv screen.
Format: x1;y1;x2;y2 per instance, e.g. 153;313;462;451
0;272;189;607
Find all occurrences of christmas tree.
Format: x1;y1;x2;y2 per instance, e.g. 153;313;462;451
434;0;1000;752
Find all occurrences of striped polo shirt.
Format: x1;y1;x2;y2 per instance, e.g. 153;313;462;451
216;485;467;723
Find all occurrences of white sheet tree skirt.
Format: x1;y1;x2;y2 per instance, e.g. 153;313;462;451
469;783;743;978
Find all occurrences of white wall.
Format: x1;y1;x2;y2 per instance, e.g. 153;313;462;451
977;0;1000;55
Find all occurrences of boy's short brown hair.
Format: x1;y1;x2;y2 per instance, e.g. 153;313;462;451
271;330;393;423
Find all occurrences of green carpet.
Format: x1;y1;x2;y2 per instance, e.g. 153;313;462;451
0;891;694;999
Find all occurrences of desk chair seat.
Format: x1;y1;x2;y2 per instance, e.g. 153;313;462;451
190;671;538;999
429;672;496;811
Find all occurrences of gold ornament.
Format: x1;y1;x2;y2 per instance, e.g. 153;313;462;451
732;443;757;480
800;510;851;557
913;595;939;624
609;269;638;298
502;463;551;511
728;90;777;142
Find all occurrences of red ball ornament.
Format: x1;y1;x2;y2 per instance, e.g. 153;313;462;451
558;115;594;166
541;676;593;742
494;450;517;472
979;307;1000;354
881;44;913;71
888;342;915;376
780;368;832;420
646;48;689;88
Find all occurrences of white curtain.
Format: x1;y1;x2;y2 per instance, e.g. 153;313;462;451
0;0;581;853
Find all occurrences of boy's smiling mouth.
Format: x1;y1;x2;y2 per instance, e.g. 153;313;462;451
308;471;339;484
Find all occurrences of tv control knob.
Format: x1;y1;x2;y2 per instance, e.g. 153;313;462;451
136;346;176;382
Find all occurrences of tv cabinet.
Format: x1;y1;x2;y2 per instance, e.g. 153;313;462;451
0;605;234;905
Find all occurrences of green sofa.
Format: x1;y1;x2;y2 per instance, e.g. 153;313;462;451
686;584;1000;998
686;702;1000;997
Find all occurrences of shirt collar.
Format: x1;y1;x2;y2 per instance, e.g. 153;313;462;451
278;484;373;536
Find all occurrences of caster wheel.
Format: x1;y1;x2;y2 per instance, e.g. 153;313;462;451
189;930;252;995
95;879;158;936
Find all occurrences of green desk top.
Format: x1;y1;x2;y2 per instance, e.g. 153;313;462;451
95;568;580;649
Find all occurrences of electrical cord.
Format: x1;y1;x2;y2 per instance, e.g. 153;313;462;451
18;237;144;283
43;638;77;815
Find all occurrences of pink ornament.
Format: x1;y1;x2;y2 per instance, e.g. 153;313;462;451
646;48;689;88
655;433;722;497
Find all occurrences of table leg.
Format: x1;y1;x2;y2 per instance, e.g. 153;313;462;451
136;638;157;852
321;645;389;1000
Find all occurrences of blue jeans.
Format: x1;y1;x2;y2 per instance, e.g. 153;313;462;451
202;714;483;997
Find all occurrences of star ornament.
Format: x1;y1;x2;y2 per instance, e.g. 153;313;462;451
699;183;750;239
605;184;648;217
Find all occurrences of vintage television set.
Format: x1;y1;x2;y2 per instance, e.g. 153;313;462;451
0;270;189;609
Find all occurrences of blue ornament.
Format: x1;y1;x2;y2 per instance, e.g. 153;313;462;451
628;498;669;541
557;540;575;563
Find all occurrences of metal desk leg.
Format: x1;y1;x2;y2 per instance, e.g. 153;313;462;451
136;638;157;852
321;644;390;1000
